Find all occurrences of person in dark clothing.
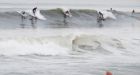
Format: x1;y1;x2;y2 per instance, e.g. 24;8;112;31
21;11;26;19
63;10;71;25
99;12;103;17
33;7;37;16
20;11;26;28
97;11;104;27
131;9;135;16
64;10;71;19
132;9;135;13
110;8;113;11
30;7;38;28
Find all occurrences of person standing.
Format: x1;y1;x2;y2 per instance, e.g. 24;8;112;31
62;9;72;25
20;11;27;28
30;7;38;28
132;9;135;16
33;7;37;16
97;11;104;27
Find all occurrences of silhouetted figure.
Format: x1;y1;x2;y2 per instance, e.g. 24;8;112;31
110;8;113;12
131;9;135;17
132;9;135;13
63;12;67;25
21;11;26;19
33;7;37;16
63;10;71;25
132;9;135;16
30;16;37;28
110;8;113;11
20;11;26;28
30;7;38;28
97;11;104;27
30;18;36;28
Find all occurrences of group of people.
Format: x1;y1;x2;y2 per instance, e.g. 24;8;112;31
21;8;105;28
20;7;136;28
20;7;105;28
20;7;72;28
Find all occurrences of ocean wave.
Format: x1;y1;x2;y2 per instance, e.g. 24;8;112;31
0;29;140;56
0;9;140;28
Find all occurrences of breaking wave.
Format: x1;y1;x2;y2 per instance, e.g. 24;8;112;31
0;9;140;28
0;8;140;59
0;29;140;57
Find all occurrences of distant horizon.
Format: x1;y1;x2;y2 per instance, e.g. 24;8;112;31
0;0;139;12
0;0;139;5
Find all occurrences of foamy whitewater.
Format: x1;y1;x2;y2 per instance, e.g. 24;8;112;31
0;0;140;75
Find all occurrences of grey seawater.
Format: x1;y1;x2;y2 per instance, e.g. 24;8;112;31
0;55;140;75
0;3;140;75
0;8;140;29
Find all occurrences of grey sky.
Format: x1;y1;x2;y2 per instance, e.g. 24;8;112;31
0;0;139;9
0;0;139;4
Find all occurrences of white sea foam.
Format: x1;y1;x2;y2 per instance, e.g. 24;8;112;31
0;28;139;59
97;10;116;19
0;40;70;56
25;9;46;20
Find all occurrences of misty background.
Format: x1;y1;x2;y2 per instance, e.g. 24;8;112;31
0;0;139;7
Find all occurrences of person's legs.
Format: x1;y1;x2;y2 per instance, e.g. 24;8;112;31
97;17;103;27
21;16;26;28
31;16;38;28
63;13;67;23
99;21;103;27
34;17;38;24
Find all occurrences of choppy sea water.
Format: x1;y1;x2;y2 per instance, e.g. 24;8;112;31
0;8;140;29
0;1;140;74
0;28;140;75
0;55;140;75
